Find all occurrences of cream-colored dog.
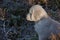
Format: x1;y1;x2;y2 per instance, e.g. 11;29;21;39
26;5;60;40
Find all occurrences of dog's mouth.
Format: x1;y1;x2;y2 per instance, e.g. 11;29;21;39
26;14;31;21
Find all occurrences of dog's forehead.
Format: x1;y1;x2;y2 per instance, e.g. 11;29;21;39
29;5;42;12
31;5;42;9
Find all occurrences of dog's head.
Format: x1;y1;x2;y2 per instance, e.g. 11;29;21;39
26;5;48;21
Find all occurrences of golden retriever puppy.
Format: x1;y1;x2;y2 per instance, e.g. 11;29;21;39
26;5;60;40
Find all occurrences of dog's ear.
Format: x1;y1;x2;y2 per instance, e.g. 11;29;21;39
32;8;41;21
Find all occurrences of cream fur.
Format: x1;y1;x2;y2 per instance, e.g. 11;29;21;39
26;5;48;21
26;5;60;40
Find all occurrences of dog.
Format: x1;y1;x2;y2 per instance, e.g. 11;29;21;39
26;5;60;40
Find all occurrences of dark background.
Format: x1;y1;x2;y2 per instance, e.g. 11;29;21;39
0;0;60;40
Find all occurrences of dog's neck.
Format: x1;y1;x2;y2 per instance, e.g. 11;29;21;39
35;16;50;23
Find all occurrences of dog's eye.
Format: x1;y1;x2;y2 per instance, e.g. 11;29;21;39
30;13;32;15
